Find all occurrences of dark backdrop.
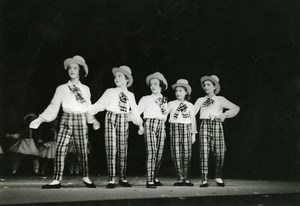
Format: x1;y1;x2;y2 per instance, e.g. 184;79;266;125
1;0;300;179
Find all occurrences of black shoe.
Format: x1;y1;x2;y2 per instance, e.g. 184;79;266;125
184;180;194;186
146;182;156;188
106;182;116;189
83;181;96;188
119;180;132;187
42;183;61;189
200;182;208;187
154;179;163;186
173;181;185;186
33;171;39;176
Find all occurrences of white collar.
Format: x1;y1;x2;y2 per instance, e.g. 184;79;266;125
151;93;163;99
68;80;82;87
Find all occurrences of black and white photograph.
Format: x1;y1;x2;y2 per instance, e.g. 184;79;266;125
0;0;300;205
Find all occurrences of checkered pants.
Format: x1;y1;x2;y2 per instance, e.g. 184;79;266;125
105;111;129;180
144;118;166;182
199;119;226;178
170;123;192;180
54;112;89;181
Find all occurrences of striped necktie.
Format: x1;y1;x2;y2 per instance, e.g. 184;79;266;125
119;91;128;112
68;85;86;104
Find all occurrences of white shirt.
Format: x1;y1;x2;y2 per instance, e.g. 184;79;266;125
88;87;142;126
40;81;92;122
194;95;240;119
138;94;168;121
168;100;197;133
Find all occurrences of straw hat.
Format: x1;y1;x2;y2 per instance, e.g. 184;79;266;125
171;79;192;95
200;75;220;94
146;72;168;90
112;65;133;87
64;55;88;77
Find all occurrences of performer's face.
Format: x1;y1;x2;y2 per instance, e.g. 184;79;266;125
114;72;128;87
150;78;162;95
175;86;187;101
68;64;80;80
203;80;216;95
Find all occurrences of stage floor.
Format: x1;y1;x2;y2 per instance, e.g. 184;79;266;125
0;175;300;205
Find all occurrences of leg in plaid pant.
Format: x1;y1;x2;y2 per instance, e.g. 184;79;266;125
105;111;129;180
199;119;226;179
170;123;192;181
144;118;166;182
54;113;89;181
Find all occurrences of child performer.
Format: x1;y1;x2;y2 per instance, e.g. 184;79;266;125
30;55;100;189
168;79;197;186
7;113;40;175
88;66;143;189
138;72;168;188
194;75;240;187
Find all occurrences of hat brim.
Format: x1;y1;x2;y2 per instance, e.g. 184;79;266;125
112;68;133;87
171;83;192;95
200;76;220;94
64;58;88;77
146;74;168;90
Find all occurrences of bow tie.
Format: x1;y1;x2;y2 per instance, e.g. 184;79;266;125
202;98;214;107
173;102;189;119
155;97;167;115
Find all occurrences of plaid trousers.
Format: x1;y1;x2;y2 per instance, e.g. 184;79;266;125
199;119;226;178
170;123;192;180
144;118;166;182
105;111;129;179
54;112;89;181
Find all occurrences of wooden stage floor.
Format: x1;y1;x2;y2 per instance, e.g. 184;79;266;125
0;175;300;205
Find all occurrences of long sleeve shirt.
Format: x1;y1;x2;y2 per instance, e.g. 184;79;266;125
167;100;197;133
40;81;92;122
88;87;142;126
138;94;168;121
194;95;240;120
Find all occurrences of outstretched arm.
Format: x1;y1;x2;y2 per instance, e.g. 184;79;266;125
30;86;63;129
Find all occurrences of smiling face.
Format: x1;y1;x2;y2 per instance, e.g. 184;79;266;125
203;80;216;95
114;71;128;88
175;86;187;101
149;78;162;95
68;63;80;80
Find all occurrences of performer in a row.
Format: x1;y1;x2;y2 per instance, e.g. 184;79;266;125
30;55;100;189
168;79;197;187
88;66;143;189
138;72;168;188
194;75;240;187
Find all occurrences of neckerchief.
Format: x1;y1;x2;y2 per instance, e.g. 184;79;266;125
68;84;86;104
173;102;189;119
202;97;214;107
155;97;167;115
119;91;129;112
